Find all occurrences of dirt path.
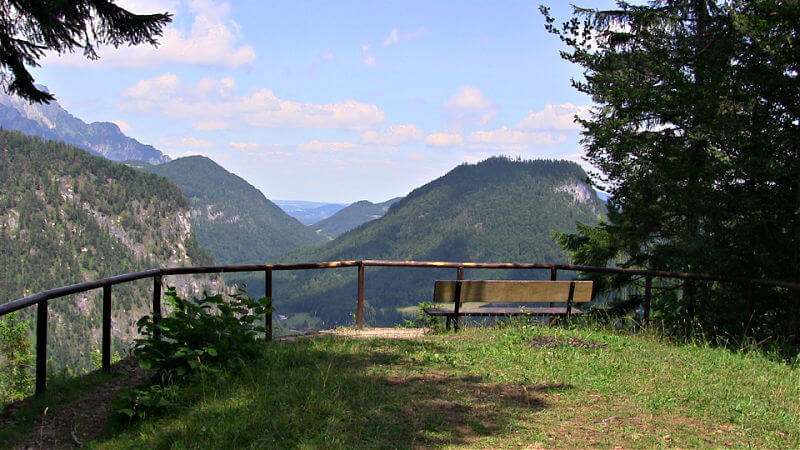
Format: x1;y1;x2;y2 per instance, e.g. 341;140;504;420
280;327;427;341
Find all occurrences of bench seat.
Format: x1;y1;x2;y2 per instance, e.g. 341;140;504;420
423;306;584;316
424;279;594;331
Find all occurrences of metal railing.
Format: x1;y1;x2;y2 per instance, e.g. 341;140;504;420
2;259;799;396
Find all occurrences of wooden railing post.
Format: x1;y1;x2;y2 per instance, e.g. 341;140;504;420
744;280;754;337
643;276;652;329
265;268;273;341
35;299;48;396
102;285;112;372
356;262;365;329
153;275;162;340
455;266;464;330
549;267;557;324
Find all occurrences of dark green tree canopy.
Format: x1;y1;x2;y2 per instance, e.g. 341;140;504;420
542;0;800;349
0;0;171;103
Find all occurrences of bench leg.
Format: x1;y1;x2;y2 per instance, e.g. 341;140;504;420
445;315;451;331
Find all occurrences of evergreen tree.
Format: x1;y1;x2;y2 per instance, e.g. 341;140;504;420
0;0;171;102
543;1;800;348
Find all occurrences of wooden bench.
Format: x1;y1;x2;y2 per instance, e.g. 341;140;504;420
423;280;594;331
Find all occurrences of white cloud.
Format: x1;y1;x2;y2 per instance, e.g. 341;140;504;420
444;86;498;129
46;0;256;69
121;72;181;100
425;133;463;148
362;44;376;67
322;51;335;61
110;119;133;132
382;27;428;46
361;124;423;146
466;127;566;150
445;86;493;110
193;120;230;130
383;29;400;46
517;103;592;131
158;136;215;148
120;74;386;130
298;140;361;152
230;141;259;150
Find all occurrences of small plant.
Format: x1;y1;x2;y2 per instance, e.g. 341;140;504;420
112;288;271;421
414;302;445;332
0;312;34;404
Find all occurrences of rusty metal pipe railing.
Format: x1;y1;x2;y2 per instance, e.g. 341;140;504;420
3;259;800;396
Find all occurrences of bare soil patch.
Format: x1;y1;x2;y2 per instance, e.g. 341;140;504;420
2;356;149;449
280;327;426;341
526;336;606;349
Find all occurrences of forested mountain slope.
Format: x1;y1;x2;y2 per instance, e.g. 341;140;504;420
312;197;402;239
0;130;218;372
132;155;327;264
0;88;169;164
273;157;606;328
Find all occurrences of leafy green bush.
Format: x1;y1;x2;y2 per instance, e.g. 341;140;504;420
113;288;271;420
0;313;34;404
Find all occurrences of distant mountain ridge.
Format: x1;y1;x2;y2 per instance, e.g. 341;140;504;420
0;87;169;164
274;157;606;328
133;156;327;264
273;200;348;225
312;197;402;239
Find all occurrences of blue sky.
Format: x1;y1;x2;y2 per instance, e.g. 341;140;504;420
33;0;616;203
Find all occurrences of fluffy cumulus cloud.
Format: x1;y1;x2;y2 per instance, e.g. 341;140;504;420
193;120;230;130
466;127;566;150
121;72;182;101
444;86;498;129
110;119;133;132
121;74;386;130
361;124;423;146
229;141;259;150
424;132;463;148
445;86;493;110
46;0;256;68
158;136;215;148
516;103;592;131
298;140;361;152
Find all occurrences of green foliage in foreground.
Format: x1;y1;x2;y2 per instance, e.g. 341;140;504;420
113;289;271;421
94;325;798;448
0;313;34;403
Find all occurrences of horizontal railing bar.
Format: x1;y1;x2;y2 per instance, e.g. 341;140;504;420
362;260;800;288
3;260;800;317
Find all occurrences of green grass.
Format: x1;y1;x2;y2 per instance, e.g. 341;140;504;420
4;324;798;448
85;323;799;448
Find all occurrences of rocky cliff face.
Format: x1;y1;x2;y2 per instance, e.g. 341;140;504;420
0;129;218;372
0;87;169;164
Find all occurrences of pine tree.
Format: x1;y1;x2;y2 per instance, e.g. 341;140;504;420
0;1;171;103
543;1;800;348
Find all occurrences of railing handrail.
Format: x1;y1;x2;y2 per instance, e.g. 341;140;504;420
5;259;800;316
2;259;799;396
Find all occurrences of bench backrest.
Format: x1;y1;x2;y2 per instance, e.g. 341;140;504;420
433;280;593;304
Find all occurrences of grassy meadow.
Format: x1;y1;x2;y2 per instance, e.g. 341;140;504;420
2;323;798;448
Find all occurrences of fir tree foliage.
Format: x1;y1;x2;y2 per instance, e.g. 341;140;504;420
543;1;800;350
0;0;171;102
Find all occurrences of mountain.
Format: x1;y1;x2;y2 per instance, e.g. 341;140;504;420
133;156;327;265
273;200;348;225
0;87;169;164
271;157;606;330
0;130;220;372
312;197;402;239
